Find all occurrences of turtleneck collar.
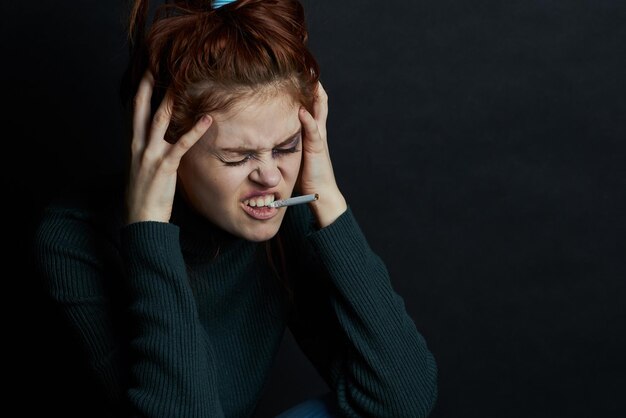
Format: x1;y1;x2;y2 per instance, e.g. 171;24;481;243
170;192;245;260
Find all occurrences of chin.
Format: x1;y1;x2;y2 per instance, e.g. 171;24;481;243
239;228;279;242
228;219;281;242
236;210;288;242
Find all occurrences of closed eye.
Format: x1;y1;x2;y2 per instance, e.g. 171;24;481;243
272;134;301;157
220;133;301;166
272;145;300;156
222;154;256;167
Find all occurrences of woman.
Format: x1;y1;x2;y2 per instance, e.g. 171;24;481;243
33;0;438;416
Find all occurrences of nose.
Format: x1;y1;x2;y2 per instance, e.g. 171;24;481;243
248;156;281;188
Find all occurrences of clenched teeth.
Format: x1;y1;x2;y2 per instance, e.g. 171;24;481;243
244;194;275;207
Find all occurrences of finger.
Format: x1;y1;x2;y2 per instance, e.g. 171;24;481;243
131;71;154;151
166;115;213;164
299;107;326;154
146;88;174;154
313;81;329;137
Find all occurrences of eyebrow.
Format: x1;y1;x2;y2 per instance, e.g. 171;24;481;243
219;129;302;153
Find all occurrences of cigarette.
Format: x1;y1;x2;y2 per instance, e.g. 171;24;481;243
268;193;319;208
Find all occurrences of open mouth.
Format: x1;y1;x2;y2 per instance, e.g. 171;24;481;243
241;193;280;220
243;194;276;208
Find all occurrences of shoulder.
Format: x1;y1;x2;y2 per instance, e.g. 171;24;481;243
31;179;127;301
33;180;126;264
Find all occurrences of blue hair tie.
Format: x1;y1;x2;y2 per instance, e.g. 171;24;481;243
213;0;237;8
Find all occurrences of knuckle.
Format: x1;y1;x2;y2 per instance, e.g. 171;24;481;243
177;135;195;151
130;140;143;156
152;109;170;126
141;147;161;164
175;137;190;150
317;87;328;101
132;94;142;111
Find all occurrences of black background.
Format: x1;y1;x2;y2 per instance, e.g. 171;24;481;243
3;1;625;417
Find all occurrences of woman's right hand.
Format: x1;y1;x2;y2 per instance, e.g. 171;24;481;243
125;71;213;224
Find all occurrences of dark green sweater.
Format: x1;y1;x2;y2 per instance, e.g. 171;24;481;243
33;189;437;417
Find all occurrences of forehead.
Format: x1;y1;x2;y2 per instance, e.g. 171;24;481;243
208;92;301;150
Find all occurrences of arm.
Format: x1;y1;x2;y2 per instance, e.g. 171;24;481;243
34;199;225;417
121;221;225;417
34;71;224;417
33;200;129;412
288;83;437;416
123;71;224;416
286;206;438;418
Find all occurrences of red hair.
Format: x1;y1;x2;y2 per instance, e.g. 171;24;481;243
124;0;320;142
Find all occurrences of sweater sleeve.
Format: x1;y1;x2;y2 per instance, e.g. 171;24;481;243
33;203;225;417
120;222;225;417
286;207;438;418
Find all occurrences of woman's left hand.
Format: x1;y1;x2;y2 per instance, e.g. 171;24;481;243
298;81;347;228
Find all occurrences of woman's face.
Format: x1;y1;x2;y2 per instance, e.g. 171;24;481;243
177;91;302;242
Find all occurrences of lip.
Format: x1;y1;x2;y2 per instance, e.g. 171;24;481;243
241;202;279;220
241;190;281;202
240;190;282;220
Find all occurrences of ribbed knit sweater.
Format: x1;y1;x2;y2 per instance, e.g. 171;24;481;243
33;188;437;418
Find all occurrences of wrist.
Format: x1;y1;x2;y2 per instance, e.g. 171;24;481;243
309;188;347;228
